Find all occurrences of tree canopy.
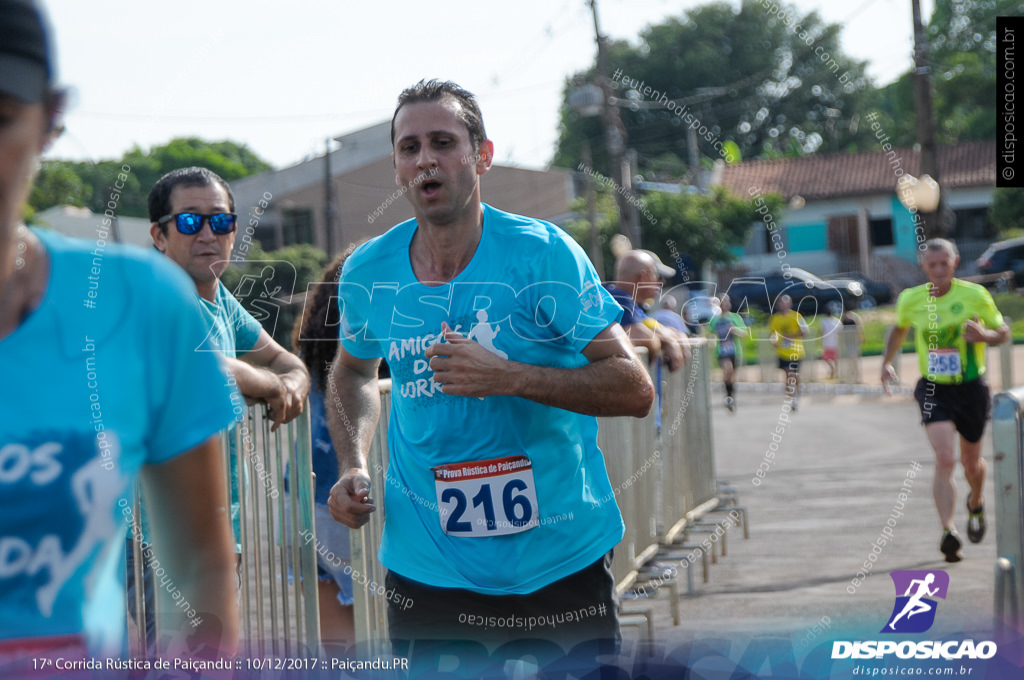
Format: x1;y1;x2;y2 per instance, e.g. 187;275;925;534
29;138;273;220
874;0;1024;148
554;0;877;179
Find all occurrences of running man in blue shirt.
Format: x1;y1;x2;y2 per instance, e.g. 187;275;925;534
326;80;654;657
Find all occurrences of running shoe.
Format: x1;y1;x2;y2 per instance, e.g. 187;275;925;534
966;495;986;544
940;529;962;563
725;396;735;413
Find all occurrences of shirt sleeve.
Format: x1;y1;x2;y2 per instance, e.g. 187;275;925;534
895;288;914;328
221;283;264;355
606;285;646;326
337;247;382;360
976;288;1005;330
536;231;622;353
145;259;240;464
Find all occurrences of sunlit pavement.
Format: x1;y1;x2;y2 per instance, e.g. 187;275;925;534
637;365;1004;648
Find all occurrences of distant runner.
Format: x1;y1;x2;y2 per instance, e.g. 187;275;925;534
769;294;807;412
881;239;1009;562
710;295;746;412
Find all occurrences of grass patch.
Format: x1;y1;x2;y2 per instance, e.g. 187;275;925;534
730;291;1023;363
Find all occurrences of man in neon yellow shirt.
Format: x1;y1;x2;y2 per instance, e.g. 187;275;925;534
882;239;1009;562
769;294;808;411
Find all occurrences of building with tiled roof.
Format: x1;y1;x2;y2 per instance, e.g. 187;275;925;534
712;140;997;286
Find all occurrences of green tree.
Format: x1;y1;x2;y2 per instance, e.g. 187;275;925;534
554;1;875;177
990;187;1024;237
876;0;1024;145
221;242;328;350
27;138;273;220
564;184;783;277
30;161;91;212
642;187;785;273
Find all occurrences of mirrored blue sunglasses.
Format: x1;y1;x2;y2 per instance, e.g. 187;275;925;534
158;212;238;235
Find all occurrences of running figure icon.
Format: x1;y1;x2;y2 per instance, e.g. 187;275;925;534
467;309;507;359
888;573;939;630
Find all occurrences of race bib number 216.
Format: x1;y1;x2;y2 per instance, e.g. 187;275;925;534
433;455;540;537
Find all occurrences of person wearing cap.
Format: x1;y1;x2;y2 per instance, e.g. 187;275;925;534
604;249;689;372
0;0;238;662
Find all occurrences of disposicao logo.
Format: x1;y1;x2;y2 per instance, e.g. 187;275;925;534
831;570;998;660
882;570;948;634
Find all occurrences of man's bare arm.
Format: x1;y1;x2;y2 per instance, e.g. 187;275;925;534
231;329;311;429
880;324;911;394
427;322;654;418
325;347;382;529
623;321;660;358
140;437;238;656
964;317;1010;346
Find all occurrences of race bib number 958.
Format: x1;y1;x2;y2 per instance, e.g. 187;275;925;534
928;348;962;377
433;455;540;537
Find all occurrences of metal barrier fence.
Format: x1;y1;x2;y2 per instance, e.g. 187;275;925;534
126;403;321;658
350;338;725;648
992;386;1024;632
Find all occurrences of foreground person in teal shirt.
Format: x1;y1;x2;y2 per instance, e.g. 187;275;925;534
0;0;238;664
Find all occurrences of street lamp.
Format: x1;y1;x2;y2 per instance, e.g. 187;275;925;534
897;173;941;214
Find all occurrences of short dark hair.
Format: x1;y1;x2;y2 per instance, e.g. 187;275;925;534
148;167;235;231
390;79;487;152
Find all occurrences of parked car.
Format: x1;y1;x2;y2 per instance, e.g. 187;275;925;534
680;292;721;333
825;271;893;307
977;237;1024;288
722;268;865;315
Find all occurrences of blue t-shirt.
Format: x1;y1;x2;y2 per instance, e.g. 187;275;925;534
196;281;263;359
604;284;649;326
338;204;625;595
139;280;260;546
0;230;237;653
652;309;689;334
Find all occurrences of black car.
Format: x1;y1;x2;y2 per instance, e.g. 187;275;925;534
977;237;1024;287
722;268;865;315
825;271;893;307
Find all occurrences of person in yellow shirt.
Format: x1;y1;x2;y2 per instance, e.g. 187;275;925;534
769;294;808;411
881;239;1009;563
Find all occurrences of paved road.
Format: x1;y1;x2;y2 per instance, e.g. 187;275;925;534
638;377;1003;650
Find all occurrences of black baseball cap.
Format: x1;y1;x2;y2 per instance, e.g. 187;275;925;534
0;0;54;103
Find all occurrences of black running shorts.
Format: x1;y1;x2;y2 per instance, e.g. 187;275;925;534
385;551;619;655
913;377;991;443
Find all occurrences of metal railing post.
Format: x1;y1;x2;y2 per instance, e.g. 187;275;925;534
992;389;1024;630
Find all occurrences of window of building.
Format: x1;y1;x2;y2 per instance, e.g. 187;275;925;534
281;208;314;246
869;217;894;247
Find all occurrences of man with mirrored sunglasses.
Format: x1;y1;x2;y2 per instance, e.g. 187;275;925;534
148;166;309;426
139;167;310;649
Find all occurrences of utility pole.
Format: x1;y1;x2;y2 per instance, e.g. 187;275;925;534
911;0;952;237
582;140;604;278
588;0;640;249
324;137;335;257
